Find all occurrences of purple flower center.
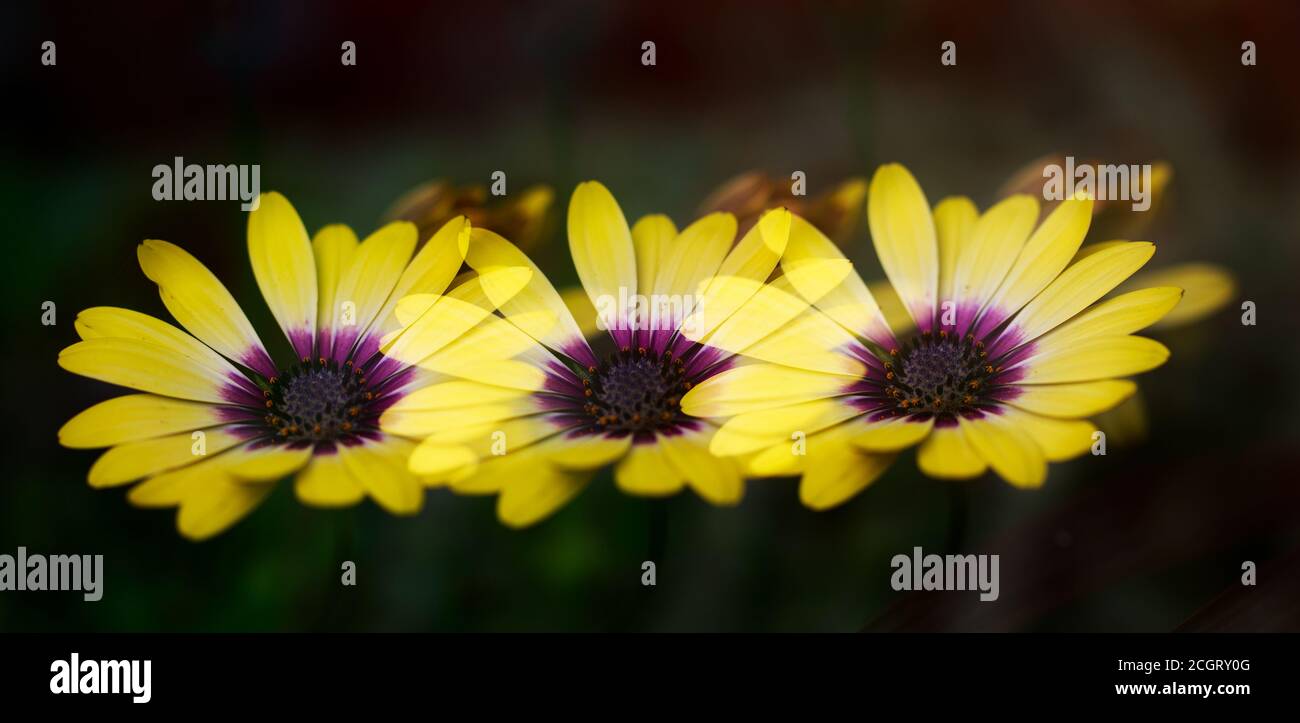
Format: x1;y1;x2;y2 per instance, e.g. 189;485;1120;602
882;331;1000;417
582;347;693;434
260;357;377;443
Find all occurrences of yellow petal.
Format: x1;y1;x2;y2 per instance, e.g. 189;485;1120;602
1019;335;1170;384
380;295;493;366
867;164;938;330
1004;241;1155;346
371;216;469;336
568;181;637;334
849;415;934;452
380;396;537;438
408;440;480;478
746;441;806;476
1120;263;1237;330
129;457;273;541
1012;410;1096;462
247;192;318;357
651;212;736;326
88;428;242;488
312;224;359;338
1006;379;1137;418
686;276;812;357
59;394;221;449
223;443;312;481
496;465;590;528
681;363;851;418
59;338;238;404
958;414;1046;489
419;313;550;390
340;440;424;515
615;442;686;496
295;452;365;507
950;194;1038;319
978;196;1093;333
73;307;241;382
464;227;590;360
544;433;631;470
780;214;894;348
799;426;894;510
329;220;416;347
711;399;861;456
736;309;869;376
631;214;678;297
932;196;978;306
657;430;744;505
916;424;986;479
686;208;792;342
1028;286;1182;355
136;239;274;376
176;473;274;541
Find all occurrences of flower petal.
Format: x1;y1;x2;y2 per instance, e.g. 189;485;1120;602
710;399;862;456
1017;335;1170;384
136;240;276;377
949;194;1038;333
326;220;417;359
631;214;678;298
1120;263;1236;330
916;423;987;479
657;429;744;505
615;442;686;497
312;224;359;356
799;426;895;510
781;215;895;348
867;164;938;332
974;196;1093;338
994;241;1155;355
464;227;593;365
1005;379;1137;418
932;196;978;308
496;464;591;528
295;450;365;507
568;181;637;343
59;338;245;404
60;394;222;449
340;439;424;515
247;192;318;359
958;413;1046;488
87;428;242;488
223;443;312;482
681;363;853;418
849;415;934;452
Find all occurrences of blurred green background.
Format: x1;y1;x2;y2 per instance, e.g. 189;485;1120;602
2;0;1298;631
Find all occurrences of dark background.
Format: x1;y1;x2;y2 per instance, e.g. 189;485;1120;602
1;0;1297;631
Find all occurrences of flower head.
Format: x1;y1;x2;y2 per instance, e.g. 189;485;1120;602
681;164;1182;508
58;193;480;539
382;181;796;527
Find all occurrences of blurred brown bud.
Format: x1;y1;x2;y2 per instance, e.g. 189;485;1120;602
997;153;1172;239
384;180;555;250
699;171;867;244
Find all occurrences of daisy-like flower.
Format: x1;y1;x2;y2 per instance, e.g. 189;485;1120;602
679;164;1182;508
58;193;490;539
380;181;798;527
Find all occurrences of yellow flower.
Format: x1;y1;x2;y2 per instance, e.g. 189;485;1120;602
680;164;1181;508
381;181;795;527
58;193;487;540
